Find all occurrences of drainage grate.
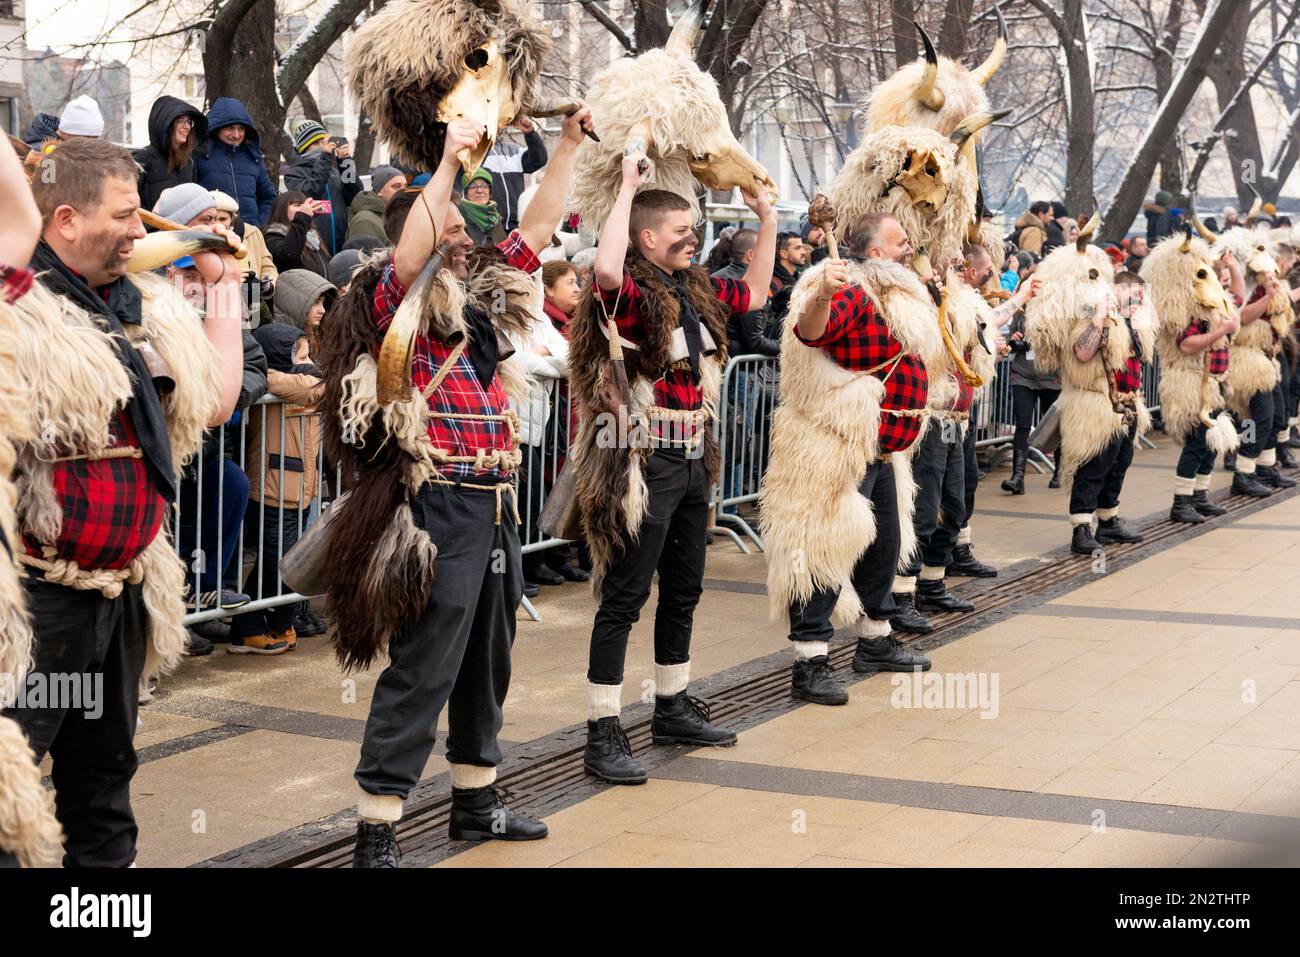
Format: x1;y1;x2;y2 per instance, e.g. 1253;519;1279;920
203;479;1296;867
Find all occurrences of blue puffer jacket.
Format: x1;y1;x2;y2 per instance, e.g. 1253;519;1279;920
194;98;278;228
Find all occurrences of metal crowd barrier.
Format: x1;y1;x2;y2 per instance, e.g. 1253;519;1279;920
712;354;779;552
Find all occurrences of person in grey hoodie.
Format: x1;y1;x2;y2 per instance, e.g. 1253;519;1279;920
273;268;337;346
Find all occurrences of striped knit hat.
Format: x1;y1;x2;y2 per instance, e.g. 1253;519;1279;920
292;119;328;154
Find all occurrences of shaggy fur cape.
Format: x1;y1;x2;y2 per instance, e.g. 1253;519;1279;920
866;57;992;140
829;126;978;265
566;255;728;589
1214;227;1289;415
1024;244;1151;487
1145;234;1241;453
316;250;532;672
345;0;551;172
5;274;220;686
760;259;944;627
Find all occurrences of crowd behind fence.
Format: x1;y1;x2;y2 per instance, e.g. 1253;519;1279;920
180;353;1167;628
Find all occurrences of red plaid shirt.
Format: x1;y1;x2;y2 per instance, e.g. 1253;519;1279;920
794;283;929;453
597;270;750;436
24;412;165;570
1;263;34;303
1112;322;1143;394
372;231;540;482
1177;319;1230;375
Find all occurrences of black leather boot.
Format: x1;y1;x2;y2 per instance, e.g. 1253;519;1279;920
947;543;998;577
1001;449;1026;494
584;717;647;785
449;786;548;842
1232;471;1274;498
1048;468;1062;489
353;822;400;868
1190;489;1227;516
1071;523;1103;555
1276;444;1298;469
915;577;974;613
852;635;932;673
651;691;737;747
1257;465;1297;489
1171;494;1208;523
890;591;934;634
791;655;849;706
1288;432;1300;450
1095;516;1143;544
1223;451;1238;472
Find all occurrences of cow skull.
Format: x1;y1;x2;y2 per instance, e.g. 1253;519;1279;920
688;140;776;200
894;149;948;210
436;39;518;173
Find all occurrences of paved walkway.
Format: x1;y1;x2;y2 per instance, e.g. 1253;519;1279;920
79;433;1300;867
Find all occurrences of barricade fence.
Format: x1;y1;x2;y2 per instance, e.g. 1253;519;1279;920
182;351;1167;627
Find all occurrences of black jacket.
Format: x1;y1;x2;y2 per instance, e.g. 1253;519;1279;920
133;97;208;213
283;149;362;258
711;260;781;357
264;212;331;278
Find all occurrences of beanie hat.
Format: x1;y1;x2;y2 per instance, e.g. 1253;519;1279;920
292;119;328;154
154;183;217;226
59;96;105;137
210;190;240;214
466;167;493;188
369;165;403;194
328;249;366;289
1154;190;1173;208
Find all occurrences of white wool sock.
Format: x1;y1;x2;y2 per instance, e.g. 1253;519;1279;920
357;787;403;824
1238;455;1258;475
957;524;972;546
1259;448;1277;468
1278;429;1291;444
1097;506;1118;521
450;764;497;790
1174;475;1196;496
794;641;828;660
1194;473;1212;492
855;616;892;638
587;682;622;721
893;575;916;595
1070;512;1094;527
919;565;946;581
655;661;690;697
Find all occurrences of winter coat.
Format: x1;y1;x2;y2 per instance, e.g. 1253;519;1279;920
712;260;780;357
246;323;322;508
506;293;569;447
345;191;388;245
476;129;547;231
283;149;362;257
1144;202;1178;246
1005;311;1061;391
133;96;208;213
264;212;330;278
272;268;336;334
194;98;278;228
1012;210;1046;255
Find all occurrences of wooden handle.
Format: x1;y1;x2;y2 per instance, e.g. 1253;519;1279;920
138;208;247;260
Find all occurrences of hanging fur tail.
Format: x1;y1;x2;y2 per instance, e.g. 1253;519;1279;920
1206;412;1241;456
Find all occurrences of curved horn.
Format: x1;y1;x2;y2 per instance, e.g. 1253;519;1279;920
1180;224;1193;253
665;0;710;57
1188;193;1217;243
1245;183;1264;224
912;21;945;111
1076;203;1101;253
970;3;1008;86
950;108;1012;152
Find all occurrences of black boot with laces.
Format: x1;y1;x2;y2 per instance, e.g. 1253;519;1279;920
852;635;932;673
448;786;548;842
890;591;934;634
791;655;848;706
651;691;737;747
584;716;647;785
353;821;400;868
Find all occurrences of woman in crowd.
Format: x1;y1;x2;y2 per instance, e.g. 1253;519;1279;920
459;168;506;246
264;191;331;278
212;190;276;324
1002;294;1062;495
134;96;208;212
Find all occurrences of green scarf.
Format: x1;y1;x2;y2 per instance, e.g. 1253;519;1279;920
459;198;500;236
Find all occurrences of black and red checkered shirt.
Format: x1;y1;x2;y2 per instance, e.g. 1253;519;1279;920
1;263;33;303
24;412;165;570
597;271;750;411
1177;319;1230;375
793;283;929;453
372;231;540;482
1113;355;1143;394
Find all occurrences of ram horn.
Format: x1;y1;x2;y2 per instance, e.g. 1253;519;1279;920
665;0;710;58
1179;223;1193;253
1245;183;1264;225
1188;193;1217;243
950;108;1012;153
913;21;945;112
1075;201;1101;253
969;3;1008;86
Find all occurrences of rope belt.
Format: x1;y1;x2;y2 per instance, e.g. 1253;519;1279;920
646;405;707;452
20;545;144;598
935;409;970;422
1115;390;1140;407
51;446;144;464
424;476;521;527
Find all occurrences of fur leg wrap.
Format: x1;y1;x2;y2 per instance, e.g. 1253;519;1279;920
0;716;64;867
1207;413;1241;455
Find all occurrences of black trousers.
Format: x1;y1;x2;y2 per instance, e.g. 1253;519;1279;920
1176;422;1219;479
231;503;303;639
902;417;966;574
1288;348;1300;420
961;404;979;527
1010;385;1060;456
1240;387;1278;459
788;460;900;643
1278;351;1294;427
588;447;709;685
355;483;522;799
1271;373;1289;438
1069;420;1137;514
6;578;146;868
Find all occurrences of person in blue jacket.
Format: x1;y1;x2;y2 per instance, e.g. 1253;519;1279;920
283;120;362;257
195;97;278;228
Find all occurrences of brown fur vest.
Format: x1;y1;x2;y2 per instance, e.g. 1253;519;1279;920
567;255;730;588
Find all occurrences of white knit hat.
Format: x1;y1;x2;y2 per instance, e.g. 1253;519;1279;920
210;190;240;214
59;96;105;137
